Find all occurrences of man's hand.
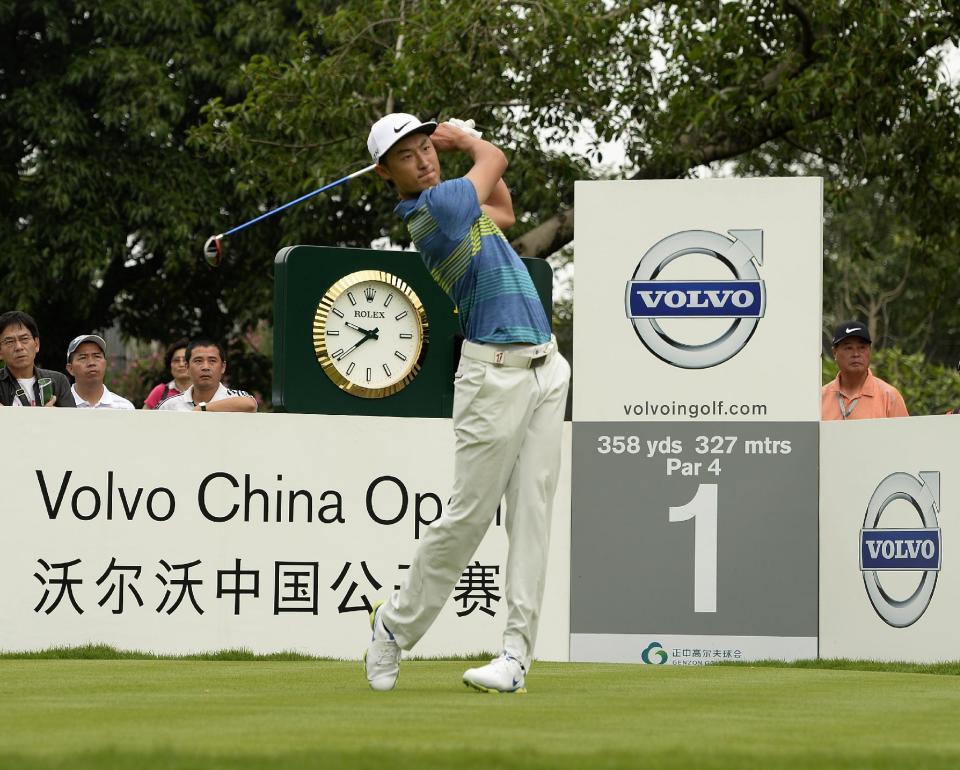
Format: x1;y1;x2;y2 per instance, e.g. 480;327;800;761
43;395;57;407
429;121;479;154
445;118;481;137
429;119;513;227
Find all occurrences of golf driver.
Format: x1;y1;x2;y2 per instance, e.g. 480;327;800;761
203;163;376;267
201;119;480;267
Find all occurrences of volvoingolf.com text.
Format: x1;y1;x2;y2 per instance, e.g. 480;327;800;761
622;400;768;419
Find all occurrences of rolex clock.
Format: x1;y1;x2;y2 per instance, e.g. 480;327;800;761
273;245;553;417
313;270;429;398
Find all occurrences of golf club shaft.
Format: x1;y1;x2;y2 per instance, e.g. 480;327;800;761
218;164;377;239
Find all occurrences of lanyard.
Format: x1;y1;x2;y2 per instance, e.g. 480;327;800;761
838;391;859;420
15;385;34;407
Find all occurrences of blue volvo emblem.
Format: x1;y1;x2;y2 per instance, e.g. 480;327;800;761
625;229;765;369
860;471;941;628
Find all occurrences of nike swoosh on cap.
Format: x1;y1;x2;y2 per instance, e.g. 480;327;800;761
393;121;412;133
845;327;862;333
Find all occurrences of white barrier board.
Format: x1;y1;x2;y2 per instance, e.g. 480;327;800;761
0;410;571;661
820;415;958;661
573;177;822;422
570;178;822;663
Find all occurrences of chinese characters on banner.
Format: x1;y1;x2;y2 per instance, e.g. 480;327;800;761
0;410;572;659
35;556;502;619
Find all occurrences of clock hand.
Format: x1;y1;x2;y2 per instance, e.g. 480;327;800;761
335;327;380;360
344;321;375;335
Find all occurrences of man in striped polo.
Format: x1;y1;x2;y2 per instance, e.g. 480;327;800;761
364;113;570;693
157;339;258;413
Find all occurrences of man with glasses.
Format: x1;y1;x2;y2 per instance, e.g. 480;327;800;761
0;310;75;407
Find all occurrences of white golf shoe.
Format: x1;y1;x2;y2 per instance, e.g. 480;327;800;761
364;601;400;691
463;653;527;693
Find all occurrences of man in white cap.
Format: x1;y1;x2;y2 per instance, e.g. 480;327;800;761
66;334;135;410
363;113;570;693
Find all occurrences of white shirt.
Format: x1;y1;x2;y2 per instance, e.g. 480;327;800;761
10;377;37;407
157;382;257;412
71;384;135;410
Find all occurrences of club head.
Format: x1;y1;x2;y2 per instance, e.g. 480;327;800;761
203;235;223;268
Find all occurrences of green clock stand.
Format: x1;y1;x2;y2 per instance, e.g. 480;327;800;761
273;245;554;417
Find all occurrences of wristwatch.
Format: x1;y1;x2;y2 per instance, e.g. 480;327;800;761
199;401;207;411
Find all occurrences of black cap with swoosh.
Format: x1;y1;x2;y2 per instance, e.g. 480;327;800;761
832;321;872;346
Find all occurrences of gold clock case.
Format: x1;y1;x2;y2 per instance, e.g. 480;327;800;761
313;269;429;398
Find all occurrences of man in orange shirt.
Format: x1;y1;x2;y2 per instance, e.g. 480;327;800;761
821;321;908;420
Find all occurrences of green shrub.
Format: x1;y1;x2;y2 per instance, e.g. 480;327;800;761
822;347;960;416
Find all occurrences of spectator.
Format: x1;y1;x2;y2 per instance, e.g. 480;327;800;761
143;338;191;409
65;334;135;410
821;321;908;420
0;310;75;407
158;339;257;412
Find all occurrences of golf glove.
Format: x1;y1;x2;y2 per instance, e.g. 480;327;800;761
445;118;482;138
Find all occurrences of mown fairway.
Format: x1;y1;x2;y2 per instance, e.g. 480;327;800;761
1;659;958;770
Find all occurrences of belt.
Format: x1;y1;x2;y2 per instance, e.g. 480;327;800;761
461;338;556;369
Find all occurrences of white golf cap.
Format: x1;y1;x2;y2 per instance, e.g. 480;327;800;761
67;334;107;361
367;113;437;163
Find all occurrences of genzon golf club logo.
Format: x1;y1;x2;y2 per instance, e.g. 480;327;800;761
860;471;941;628
625;230;765;369
641;641;668;664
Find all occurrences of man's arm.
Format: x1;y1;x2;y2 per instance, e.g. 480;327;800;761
481;180;516;230
430;123;515;229
888;388;909;418
196;395;258;413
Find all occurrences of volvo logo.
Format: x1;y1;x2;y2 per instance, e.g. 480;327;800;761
860;471;941;628
625;229;765;369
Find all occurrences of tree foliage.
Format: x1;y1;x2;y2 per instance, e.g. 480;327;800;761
2;1;958;390
193;0;960;361
1;0;301;384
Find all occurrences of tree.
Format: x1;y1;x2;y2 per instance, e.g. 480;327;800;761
3;1;958;384
193;2;959;251
1;0;305;384
192;1;960;361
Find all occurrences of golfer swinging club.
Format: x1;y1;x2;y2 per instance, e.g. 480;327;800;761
364;113;570;693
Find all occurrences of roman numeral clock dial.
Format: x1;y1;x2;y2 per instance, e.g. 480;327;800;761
313;270;429;398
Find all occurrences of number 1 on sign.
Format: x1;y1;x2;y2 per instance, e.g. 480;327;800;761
669;484;718;613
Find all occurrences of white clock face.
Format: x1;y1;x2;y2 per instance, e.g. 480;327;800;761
314;271;428;398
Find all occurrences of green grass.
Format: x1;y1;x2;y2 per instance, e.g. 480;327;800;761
723;656;960;677
2;657;959;770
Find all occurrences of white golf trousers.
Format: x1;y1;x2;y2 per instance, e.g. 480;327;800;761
381;343;570;671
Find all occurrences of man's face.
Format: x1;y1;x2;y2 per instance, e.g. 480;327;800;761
377;132;441;197
0;323;39;374
833;337;871;377
188;345;226;388
66;342;106;386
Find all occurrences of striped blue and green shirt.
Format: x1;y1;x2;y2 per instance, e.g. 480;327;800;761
395;178;550;344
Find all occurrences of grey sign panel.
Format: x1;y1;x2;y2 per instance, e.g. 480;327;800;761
571;422;818;637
